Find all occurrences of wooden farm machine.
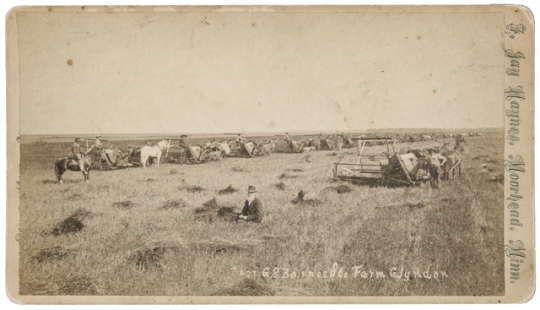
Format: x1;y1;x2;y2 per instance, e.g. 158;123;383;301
332;138;429;186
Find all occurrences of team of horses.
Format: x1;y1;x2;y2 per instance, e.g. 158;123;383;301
409;136;464;196
55;135;467;188
54;139;171;183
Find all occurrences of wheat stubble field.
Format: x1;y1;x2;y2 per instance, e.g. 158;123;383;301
19;132;504;296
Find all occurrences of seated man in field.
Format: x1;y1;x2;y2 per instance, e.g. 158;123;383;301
237;186;264;223
427;148;447;190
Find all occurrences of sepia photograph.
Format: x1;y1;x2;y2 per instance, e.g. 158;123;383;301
5;4;535;304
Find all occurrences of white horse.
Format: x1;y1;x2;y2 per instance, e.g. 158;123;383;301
140;139;170;168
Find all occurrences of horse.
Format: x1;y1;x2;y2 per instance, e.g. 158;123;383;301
54;156;93;184
257;141;275;156
441;151;463;180
140;139;170;168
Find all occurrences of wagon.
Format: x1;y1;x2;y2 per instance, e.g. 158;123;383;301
332;138;429;186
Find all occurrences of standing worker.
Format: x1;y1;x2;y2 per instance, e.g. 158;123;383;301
95;135;104;153
284;132;291;143
179;135;190;160
95;135;113;168
427;148;447;191
284;132;292;152
235;134;244;149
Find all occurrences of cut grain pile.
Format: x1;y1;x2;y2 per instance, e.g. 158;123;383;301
279;173;297;179
275;182;286;190
128;238;187;271
218;184;238;195
113;200;135;210
379;201;426;209
194;198;238;222
300;154;311;163
286;168;304;172
147;178;156;182
50;208;94;236
181;185;205;193
67;193;84;201
57;276;104;295
487;173;504;184
291;190;322;206
232;165;248;172
161;198;189;210
325;185;352;194
35;246;73;263
194;237;263;254
169;168;179;174
212;278;275;296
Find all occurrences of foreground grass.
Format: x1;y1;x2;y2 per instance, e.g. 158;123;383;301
19;134;504;296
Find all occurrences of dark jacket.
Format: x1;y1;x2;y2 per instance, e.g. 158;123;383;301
179;138;189;148
240;197;264;223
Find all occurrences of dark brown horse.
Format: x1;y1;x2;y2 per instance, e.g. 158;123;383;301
54;156;93;184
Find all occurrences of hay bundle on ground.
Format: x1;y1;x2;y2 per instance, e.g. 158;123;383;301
275;182;286;190
128;238;187;271
261;234;289;241
57;276;104;295
218;184;238;195
217;206;239;221
279;173;297;179
194;198;239;222
169;168;179;174
325;185;352;194
147;178;156;182
67;194;84;201
113;200;134;210
291;190;322;206
194;237;261;254
71;208;94;221
212;278;275;296
161;199;189;210
285;168;304;172
232;166;248;172
487;173;504;184
51;217;84;236
379;201;426;209
300;154;311;163
181;185;205;193
50;208;94;236
35;246;72;263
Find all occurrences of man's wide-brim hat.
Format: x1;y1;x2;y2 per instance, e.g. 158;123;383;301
96;135;101;138
75;138;80;142
181;135;187;138
247;186;257;193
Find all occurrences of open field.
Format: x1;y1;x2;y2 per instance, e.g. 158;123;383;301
19;132;504;296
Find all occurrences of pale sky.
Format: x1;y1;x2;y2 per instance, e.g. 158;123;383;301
16;10;505;135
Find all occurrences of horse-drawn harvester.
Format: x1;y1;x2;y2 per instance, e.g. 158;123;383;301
332;138;429;186
81;138;133;170
285;140;306;153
